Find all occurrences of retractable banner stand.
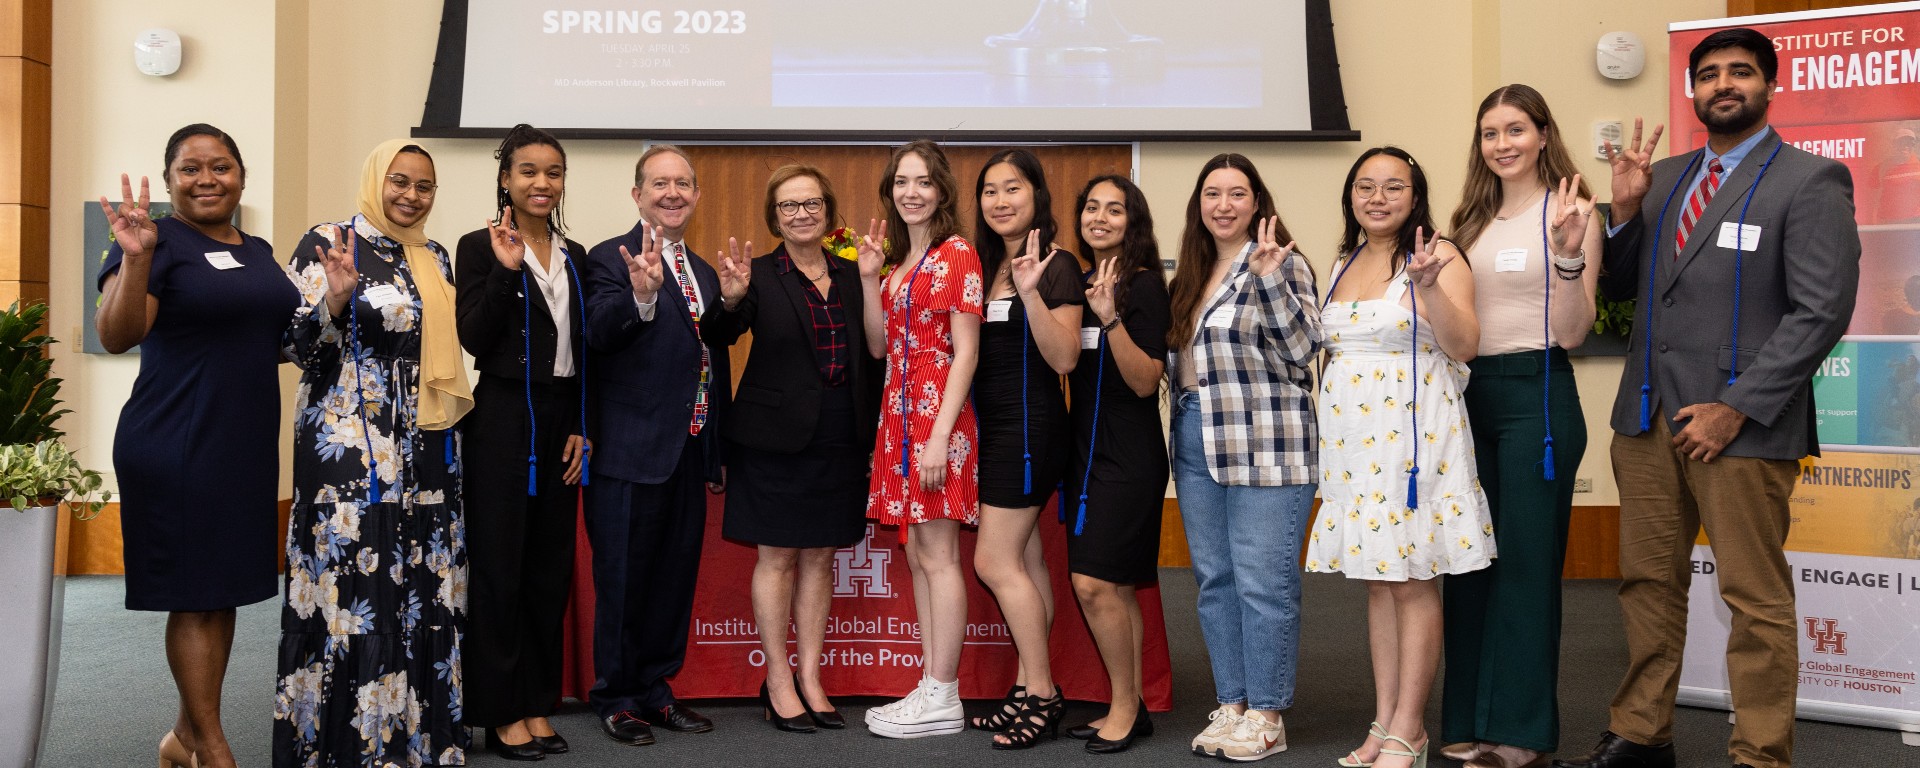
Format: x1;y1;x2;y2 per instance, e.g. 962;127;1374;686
1668;3;1920;743
560;494;1177;710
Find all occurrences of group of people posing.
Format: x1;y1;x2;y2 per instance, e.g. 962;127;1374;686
95;28;1855;768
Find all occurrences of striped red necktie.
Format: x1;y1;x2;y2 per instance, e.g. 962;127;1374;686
1674;158;1723;257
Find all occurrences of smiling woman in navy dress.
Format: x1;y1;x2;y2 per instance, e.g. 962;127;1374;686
95;124;299;768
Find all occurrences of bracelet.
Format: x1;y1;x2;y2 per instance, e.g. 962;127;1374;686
1554;265;1587;281
1553;251;1587;271
1100;316;1121;333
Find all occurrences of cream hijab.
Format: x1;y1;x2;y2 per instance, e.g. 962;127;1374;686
356;139;472;430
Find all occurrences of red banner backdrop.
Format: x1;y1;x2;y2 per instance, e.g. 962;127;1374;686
560;494;1176;710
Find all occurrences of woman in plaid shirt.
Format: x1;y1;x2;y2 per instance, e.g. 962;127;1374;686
1166;153;1323;762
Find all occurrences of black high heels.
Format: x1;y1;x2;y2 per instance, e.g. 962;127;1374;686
1085;703;1153;755
800;689;846;729
992;687;1065;750
761;682;817;733
971;684;1025;731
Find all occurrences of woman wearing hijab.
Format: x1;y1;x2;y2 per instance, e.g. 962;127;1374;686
275;140;474;768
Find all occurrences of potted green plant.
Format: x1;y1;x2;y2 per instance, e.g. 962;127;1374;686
0;300;109;768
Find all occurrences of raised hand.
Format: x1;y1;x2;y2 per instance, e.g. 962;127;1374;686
1247;215;1297;278
620;220;665;304
856;218;888;281
718;236;752;306
1405;226;1455;289
315;229;360;316
486;207;526;270
1085;256;1118;325
1549;174;1595;256
1009;229;1051;298
1603;117;1664;217
99;174;158;261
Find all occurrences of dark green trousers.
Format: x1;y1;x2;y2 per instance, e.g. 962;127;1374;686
1441;347;1586;752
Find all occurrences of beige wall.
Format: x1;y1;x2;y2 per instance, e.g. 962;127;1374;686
50;0;1727;505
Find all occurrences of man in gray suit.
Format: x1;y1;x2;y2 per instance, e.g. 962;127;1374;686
1556;28;1859;768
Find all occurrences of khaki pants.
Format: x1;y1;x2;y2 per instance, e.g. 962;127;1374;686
1608;415;1800;768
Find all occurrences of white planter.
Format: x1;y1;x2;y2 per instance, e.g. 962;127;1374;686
0;504;66;768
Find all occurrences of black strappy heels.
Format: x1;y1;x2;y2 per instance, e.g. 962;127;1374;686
970;684;1026;731
992;687;1065;750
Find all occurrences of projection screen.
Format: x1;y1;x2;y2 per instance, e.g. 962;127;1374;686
415;0;1355;141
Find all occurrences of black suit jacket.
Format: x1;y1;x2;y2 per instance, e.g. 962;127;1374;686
705;244;882;454
454;228;588;386
582;220;731;484
1600;127;1860;460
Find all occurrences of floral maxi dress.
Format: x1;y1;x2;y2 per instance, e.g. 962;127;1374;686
867;236;985;530
1305;271;1496;581
275;215;467;767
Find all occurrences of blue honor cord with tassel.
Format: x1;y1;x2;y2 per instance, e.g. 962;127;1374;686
1073;331;1107;536
1540;190;1556;482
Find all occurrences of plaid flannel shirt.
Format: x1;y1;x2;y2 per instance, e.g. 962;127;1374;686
1174;247;1322;486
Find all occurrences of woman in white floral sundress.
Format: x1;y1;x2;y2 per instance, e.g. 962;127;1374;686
1306;147;1494;768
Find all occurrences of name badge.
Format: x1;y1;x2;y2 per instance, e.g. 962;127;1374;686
203;251;243;270
1080;326;1101;350
985;299;1012;323
1717;222;1762;251
1204;306;1235;329
363;284;406;309
1494;248;1529;273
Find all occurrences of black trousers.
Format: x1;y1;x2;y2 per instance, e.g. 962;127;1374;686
582;438;707;716
463;375;582;727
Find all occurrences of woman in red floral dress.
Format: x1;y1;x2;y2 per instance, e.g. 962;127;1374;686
855;139;984;739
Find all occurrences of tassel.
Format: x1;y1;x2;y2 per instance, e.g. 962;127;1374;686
527;454;539;496
1639;386;1652;432
581;450;592;487
900;439;911;479
1542;438;1556;482
1073;495;1089;536
445;434;454;466
1405;466;1419;511
368;478;381;505
1022;455;1032;496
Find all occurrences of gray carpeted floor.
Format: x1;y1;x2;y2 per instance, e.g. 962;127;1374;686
45;572;1905;767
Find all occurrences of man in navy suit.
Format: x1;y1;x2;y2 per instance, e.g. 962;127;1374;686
582;144;730;745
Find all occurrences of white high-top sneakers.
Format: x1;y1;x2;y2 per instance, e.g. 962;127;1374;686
866;677;964;739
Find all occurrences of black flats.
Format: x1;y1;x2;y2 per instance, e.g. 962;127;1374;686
486;728;546;762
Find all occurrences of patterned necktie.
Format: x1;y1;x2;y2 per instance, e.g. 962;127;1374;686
1674;158;1723;257
670;243;710;435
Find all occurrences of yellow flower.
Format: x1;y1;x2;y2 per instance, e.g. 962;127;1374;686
1307;559;1321;570
1425;432;1438;444
1331;404;1342;416
1386;430;1400;443
1367;517;1381;532
1359;403;1373;415
1363;438;1377;448
1458;536;1474;550
1367;461;1380;473
1371;491;1388;503
1375;560;1391;574
1396;370;1407;382
1373;369;1386;381
1437;462;1450;475
1347;509;1360;520
1347;544;1362;557
837;246;858;261
1342;470;1354;481
1397;320;1410;330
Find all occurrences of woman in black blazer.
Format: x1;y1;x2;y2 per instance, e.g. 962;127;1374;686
707;164;881;733
454;124;590;761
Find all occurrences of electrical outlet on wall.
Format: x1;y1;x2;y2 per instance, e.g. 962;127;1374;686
1573;477;1593;494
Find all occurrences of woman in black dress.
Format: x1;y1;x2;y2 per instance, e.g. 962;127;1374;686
965;148;1083;748
707;164;879;733
1064;175;1171;754
455;124;590;760
95;125;299;768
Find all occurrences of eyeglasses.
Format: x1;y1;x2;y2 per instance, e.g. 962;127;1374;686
775;198;824;217
386;174;437;198
1351;181;1409;201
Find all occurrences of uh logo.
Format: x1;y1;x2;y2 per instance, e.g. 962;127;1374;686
1805;617;1848;656
833;524;894;598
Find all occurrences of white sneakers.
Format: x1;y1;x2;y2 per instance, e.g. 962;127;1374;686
866;676;964;739
1193;706;1287;762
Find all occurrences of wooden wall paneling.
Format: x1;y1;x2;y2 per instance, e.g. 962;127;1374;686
678;143;1131;386
0;203;49;282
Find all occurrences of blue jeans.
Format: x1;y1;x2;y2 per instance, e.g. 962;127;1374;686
1172;391;1316;711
